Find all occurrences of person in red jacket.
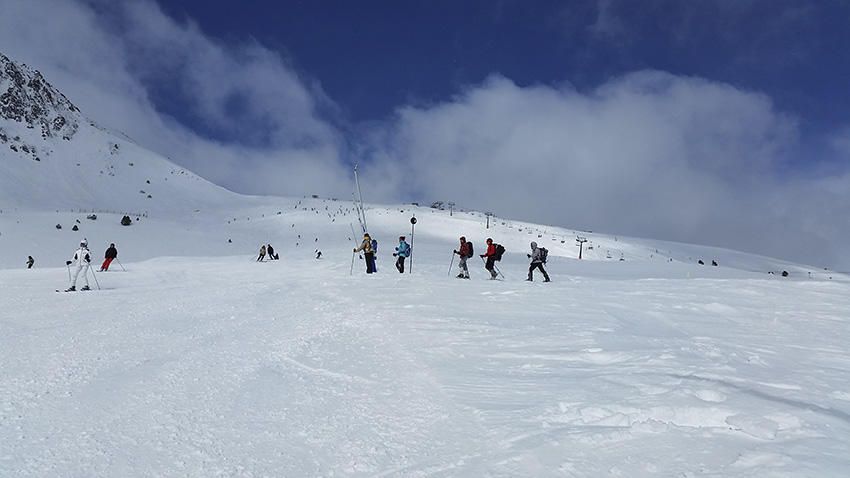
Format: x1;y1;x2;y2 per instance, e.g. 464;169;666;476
453;236;472;279
480;238;498;280
100;243;118;271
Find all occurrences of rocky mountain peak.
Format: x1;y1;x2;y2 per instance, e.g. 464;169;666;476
0;52;80;142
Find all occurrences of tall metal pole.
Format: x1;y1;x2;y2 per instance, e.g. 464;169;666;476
354;164;367;234
409;216;417;274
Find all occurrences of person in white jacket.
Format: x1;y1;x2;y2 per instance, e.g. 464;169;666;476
65;239;92;291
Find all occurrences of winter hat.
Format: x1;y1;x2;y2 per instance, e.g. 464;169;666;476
80;238;88;247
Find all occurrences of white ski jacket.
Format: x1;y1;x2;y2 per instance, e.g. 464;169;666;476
72;247;91;267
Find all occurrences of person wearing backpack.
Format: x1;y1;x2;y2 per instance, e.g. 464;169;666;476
354;233;376;274
527;241;551;282
393;236;411;273
480;238;499;280
453;236;472;279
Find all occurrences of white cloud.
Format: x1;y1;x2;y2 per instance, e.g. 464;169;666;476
364;72;850;268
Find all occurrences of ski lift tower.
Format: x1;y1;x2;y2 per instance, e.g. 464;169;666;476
576;236;588;259
485;211;494;229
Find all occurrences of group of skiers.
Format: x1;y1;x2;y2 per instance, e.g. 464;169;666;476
54;231;548;292
257;244;278;261
60;239;120;291
353;233;551;282
453;236;549;281
58;239;118;291
352;234;412;274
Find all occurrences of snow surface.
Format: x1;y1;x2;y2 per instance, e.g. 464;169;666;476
2;196;850;477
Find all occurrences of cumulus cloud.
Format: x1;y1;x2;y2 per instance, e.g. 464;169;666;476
364;72;850;268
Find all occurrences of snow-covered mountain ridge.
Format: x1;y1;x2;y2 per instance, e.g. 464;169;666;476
1;52;80;146
0;52;236;214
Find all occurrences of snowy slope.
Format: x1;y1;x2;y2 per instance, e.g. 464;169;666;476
2;51;850;477
1;52;236;213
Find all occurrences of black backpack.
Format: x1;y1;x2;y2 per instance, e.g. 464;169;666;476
539;247;548;263
467;241;474;258
494;243;506;261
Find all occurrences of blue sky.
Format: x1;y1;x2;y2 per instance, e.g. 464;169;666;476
154;0;849;132
3;0;850;267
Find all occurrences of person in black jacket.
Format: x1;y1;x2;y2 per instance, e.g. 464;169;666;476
100;243;118;271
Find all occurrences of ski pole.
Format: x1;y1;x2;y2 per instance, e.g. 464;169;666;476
66;263;71;282
89;265;101;290
116;258;126;272
448;253;455;276
481;256;505;279
350;250;356;276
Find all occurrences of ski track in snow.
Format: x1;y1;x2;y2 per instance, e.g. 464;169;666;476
1;202;850;476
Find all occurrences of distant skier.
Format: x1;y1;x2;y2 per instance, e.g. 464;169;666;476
453;236;472;279
65;239;92;291
480;238;498;280
393;236;410;273
26;255;34;269
257;244;266;262
527;242;550;282
353;233;376;273
267;244;277;260
100;243;118;271
315;249;322;259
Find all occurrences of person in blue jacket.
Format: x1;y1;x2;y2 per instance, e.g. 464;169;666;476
393;236;411;273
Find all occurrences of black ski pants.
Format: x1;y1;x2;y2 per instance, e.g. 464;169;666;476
528;262;550;281
396;256;406;273
365;252;376;273
485;257;497;278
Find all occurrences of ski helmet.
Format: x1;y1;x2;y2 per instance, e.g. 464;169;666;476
80;238;88;247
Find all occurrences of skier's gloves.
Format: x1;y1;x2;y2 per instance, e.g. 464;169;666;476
392;253;397;257
66;261;72;265
527;254;531;258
